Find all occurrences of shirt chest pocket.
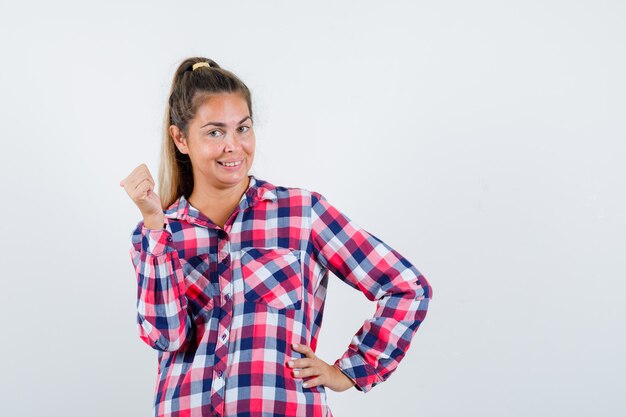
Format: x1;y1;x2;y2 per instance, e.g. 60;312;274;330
181;253;218;318
240;247;303;311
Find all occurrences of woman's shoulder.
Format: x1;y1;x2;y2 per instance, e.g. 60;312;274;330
254;175;323;202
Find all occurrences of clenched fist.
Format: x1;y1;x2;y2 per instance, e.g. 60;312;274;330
120;164;165;229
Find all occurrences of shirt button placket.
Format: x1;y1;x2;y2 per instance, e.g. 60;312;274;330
211;228;231;417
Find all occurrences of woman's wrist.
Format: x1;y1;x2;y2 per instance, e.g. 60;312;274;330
143;215;166;230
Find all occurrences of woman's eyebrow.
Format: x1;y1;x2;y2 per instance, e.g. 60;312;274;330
200;116;251;128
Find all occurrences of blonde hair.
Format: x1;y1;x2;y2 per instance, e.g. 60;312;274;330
159;57;253;208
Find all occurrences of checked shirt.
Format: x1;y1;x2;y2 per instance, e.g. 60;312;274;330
129;175;432;417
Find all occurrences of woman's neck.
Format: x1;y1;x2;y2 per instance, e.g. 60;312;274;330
188;176;251;227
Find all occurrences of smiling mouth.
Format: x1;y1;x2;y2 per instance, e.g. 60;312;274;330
217;159;243;167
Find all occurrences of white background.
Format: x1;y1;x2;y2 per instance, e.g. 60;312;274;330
1;1;624;416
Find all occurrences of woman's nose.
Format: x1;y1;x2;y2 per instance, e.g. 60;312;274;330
222;131;240;151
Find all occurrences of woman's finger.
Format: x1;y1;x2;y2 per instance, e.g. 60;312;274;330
288;357;313;370
293;364;321;379
292;343;316;359
134;176;155;192
133;180;153;200
302;376;322;389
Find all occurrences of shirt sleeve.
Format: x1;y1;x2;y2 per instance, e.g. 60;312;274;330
310;191;433;393
129;220;194;352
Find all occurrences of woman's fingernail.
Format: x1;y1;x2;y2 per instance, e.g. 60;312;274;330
292;343;299;348
287;361;294;367
302;382;308;388
293;370;300;376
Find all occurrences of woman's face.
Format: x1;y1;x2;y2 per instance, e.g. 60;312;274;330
171;93;255;192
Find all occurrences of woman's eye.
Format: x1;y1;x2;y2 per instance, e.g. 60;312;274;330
239;126;250;133
208;130;223;137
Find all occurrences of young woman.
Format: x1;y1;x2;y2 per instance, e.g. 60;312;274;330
121;57;433;417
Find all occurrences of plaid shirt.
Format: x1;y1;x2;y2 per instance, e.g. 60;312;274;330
129;175;432;417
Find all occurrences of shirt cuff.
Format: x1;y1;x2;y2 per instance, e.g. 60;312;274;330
333;349;384;393
141;225;174;256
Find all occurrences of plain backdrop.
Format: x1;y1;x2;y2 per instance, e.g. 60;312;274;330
1;1;624;416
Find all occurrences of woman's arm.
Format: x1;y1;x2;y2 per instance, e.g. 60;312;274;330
129;220;194;352
310;191;433;393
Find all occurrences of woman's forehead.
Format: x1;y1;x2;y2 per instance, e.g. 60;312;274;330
194;93;250;126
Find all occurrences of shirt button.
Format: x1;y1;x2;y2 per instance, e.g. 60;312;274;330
221;254;229;264
166;236;172;242
217;370;223;377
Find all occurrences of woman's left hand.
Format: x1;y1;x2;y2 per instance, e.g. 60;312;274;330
287;343;356;392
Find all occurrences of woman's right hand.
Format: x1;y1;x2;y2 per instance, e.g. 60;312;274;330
120;163;165;229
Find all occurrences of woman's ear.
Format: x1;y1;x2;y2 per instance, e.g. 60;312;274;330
169;125;189;154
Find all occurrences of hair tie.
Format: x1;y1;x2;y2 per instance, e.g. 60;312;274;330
192;62;211;71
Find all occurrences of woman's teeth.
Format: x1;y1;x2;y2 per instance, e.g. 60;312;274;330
218;160;242;167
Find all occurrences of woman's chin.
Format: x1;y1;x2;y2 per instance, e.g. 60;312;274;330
211;169;249;187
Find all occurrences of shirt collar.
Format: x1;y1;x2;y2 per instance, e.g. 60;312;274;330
164;174;277;228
